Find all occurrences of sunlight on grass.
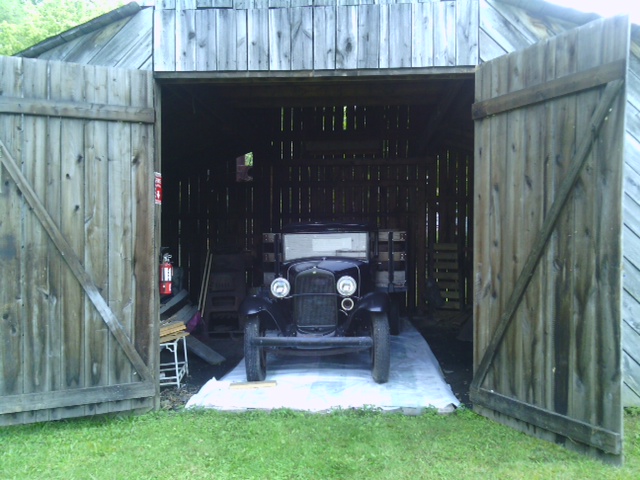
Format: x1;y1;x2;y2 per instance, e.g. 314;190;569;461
0;407;639;479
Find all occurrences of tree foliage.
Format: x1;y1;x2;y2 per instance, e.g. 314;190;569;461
0;0;126;56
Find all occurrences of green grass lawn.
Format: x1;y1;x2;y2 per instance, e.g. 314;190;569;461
1;407;639;479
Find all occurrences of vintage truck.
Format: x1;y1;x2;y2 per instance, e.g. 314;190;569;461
238;223;407;384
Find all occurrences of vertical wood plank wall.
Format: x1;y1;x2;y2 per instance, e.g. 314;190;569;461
9;0;640;410
473;17;627;452
0;57;156;424
479;0;640;413
169;104;473;311
623;53;640;407
154;0;479;71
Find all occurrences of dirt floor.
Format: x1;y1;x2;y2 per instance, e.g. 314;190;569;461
412;310;473;407
160;310;474;410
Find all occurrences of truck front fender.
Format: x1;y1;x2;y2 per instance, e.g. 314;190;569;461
351;291;389;317
238;293;289;332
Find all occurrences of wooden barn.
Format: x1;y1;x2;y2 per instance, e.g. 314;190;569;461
1;0;640;462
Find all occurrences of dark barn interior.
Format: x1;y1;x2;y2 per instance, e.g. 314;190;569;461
159;74;476;334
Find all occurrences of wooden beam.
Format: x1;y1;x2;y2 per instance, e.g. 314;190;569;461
276;156;431;166
186;335;225;365
0;96;154;123
471;387;622;454
0;139;154;383
471;79;625;391
154;66;476;82
0;382;155;414
472;59;626;119
159;289;190;316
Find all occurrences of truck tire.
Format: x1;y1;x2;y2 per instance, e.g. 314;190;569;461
371;312;390;384
244;315;266;382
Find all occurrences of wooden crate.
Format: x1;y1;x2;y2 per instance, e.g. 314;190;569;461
432;243;463;310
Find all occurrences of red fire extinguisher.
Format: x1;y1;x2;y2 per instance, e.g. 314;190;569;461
160;253;173;296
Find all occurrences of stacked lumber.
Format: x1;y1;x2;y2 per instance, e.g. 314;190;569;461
160;319;189;343
159;288;226;365
160;290;199;326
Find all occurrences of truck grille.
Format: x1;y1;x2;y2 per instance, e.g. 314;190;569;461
294;269;337;328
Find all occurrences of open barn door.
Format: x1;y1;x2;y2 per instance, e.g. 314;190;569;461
0;56;157;424
472;16;629;462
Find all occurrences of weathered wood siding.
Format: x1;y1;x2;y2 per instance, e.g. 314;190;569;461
479;0;579;62
481;0;640;411
472;16;628;459
24;7;153;70
0;56;157;425
12;0;640;412
624;53;640;407
153;0;479;72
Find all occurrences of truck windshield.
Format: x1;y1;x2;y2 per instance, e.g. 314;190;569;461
282;232;368;261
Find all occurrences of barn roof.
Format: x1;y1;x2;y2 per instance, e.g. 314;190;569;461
16;2;153;70
13;1;640;68
500;0;604;24
498;0;639;56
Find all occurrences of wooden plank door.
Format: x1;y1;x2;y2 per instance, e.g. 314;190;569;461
472;16;629;462
0;56;157;425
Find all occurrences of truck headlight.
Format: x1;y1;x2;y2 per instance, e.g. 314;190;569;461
270;277;291;298
337;276;357;296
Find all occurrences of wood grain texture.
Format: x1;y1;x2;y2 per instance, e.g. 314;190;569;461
472;17;627;460
457;0;479;65
357;4;379;69
336;5;358;70
154;9;176;71
0;57;25;426
196;9;217;71
150;0;478;72
433;0;456;66
411;2;433;67
52;18;130;65
269;7;291;70
248;7;268;70
387;3;411;68
623;53;640;407
20;58;49;423
176;8;197;71
313;5;336;70
290;7;312;70
26;0;484;72
91;9;154;69
0;57;156;425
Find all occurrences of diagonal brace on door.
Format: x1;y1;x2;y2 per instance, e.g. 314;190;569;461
470;78;624;394
0;139;153;384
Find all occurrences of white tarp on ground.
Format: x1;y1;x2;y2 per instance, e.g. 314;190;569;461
186;321;460;413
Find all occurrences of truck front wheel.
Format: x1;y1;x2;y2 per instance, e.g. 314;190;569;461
371;312;390;383
244;315;266;382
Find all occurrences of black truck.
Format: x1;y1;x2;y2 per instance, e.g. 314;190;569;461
239;223;407;384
